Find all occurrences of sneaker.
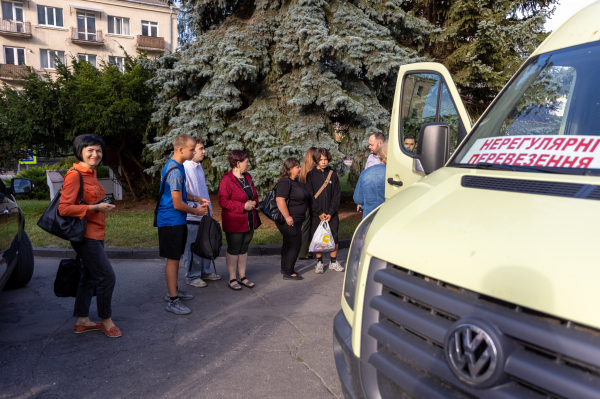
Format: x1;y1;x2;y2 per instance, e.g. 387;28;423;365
201;273;221;281
166;298;192;315
330;260;345;272
315;259;324;274
186;277;207;288
164;288;194;302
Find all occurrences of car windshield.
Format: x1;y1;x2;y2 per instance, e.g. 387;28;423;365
450;41;600;174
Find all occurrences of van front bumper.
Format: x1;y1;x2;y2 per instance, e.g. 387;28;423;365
333;310;366;399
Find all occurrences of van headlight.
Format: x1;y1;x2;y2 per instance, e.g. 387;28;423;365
343;209;378;310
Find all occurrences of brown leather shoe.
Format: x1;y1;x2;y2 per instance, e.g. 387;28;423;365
100;324;122;338
74;322;102;334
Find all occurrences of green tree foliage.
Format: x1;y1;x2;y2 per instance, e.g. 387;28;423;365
0;54;158;200
0;68;72;170
402;0;557;118
146;0;432;192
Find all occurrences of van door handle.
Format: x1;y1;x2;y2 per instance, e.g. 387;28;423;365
387;178;403;187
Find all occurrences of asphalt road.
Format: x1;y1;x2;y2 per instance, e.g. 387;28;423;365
0;250;347;399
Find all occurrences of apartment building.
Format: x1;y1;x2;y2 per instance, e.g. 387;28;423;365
0;0;178;87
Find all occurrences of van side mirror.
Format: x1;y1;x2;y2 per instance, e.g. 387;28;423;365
10;178;33;195
416;123;450;174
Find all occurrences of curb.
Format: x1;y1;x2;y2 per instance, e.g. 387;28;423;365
33;238;352;259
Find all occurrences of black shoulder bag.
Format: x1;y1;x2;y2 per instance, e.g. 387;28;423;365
153;167;178;227
37;169;88;242
260;178;292;223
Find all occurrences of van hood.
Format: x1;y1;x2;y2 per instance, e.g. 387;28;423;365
367;167;600;329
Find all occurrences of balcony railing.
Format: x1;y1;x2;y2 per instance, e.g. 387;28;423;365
0;64;30;80
71;28;103;45
136;35;165;51
0;20;32;38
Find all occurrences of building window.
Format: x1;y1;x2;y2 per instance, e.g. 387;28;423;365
76;11;97;41
1;1;23;22
141;21;158;37
78;54;96;67
417;86;423;96
37;6;63;27
108;56;124;72
108;16;129;36
4;46;25;65
40;49;64;69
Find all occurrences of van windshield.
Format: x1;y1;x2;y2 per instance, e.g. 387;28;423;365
450;41;600;174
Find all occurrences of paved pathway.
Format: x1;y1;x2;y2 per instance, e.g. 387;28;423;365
0;251;347;399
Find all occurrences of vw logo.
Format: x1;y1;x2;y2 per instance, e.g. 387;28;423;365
446;323;498;385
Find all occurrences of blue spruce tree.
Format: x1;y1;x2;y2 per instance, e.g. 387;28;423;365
145;0;430;192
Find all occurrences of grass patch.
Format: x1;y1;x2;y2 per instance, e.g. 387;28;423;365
339;173;354;194
20;200;358;248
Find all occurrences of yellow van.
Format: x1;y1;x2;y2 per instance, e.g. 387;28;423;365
334;3;600;398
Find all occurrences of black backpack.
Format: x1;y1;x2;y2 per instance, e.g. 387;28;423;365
190;215;223;273
260;179;290;222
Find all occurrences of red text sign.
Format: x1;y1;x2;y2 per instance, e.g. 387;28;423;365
459;135;600;169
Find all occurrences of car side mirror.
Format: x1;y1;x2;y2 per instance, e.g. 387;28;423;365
10;178;33;195
416;123;450;174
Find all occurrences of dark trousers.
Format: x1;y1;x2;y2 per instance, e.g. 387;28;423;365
71;238;116;319
298;209;312;258
276;221;303;275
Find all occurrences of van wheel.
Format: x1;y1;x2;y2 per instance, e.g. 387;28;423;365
5;231;34;289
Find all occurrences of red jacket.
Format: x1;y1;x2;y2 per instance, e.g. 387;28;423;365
218;170;261;233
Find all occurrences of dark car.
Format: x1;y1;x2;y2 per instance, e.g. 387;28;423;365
0;177;35;292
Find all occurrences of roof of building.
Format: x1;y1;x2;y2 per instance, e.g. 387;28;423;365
119;0;175;8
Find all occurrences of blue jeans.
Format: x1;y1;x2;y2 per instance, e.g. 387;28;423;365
183;223;213;279
71;238;115;319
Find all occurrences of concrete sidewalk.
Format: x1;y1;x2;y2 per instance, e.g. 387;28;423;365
0;251;347;398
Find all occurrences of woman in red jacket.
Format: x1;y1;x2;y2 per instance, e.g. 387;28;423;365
218;150;261;291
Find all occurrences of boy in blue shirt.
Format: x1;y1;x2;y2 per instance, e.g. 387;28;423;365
157;133;209;315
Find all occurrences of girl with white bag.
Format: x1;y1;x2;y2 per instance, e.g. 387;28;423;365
306;148;344;274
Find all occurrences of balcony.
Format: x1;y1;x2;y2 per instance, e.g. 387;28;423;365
71;28;103;45
136;35;165;51
0;20;32;38
0;64;30;80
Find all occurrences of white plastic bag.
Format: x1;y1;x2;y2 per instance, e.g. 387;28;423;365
309;221;336;252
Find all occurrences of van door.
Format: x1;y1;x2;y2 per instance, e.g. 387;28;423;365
386;62;472;199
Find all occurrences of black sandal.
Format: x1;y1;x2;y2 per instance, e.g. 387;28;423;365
238;277;255;288
228;279;242;291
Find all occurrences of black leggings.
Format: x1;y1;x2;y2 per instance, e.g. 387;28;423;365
225;229;254;255
276;222;303;275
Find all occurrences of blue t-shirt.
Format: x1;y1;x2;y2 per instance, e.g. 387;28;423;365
157;159;187;227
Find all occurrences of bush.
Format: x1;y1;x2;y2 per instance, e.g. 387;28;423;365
13;158;111;200
13;167;50;200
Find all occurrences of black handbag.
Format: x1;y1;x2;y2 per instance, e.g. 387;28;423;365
260;179;291;222
54;256;96;297
37;169;88;242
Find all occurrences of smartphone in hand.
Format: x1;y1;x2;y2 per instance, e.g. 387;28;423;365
100;196;115;205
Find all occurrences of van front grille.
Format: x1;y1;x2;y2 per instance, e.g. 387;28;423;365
460;175;600;200
361;259;600;399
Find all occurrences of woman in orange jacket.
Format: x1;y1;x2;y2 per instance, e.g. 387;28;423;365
58;134;120;338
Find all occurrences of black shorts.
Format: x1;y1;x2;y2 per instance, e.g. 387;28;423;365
310;214;339;246
158;225;187;260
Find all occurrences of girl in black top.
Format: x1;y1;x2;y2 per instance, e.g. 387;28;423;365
276;158;310;280
305;148;344;274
